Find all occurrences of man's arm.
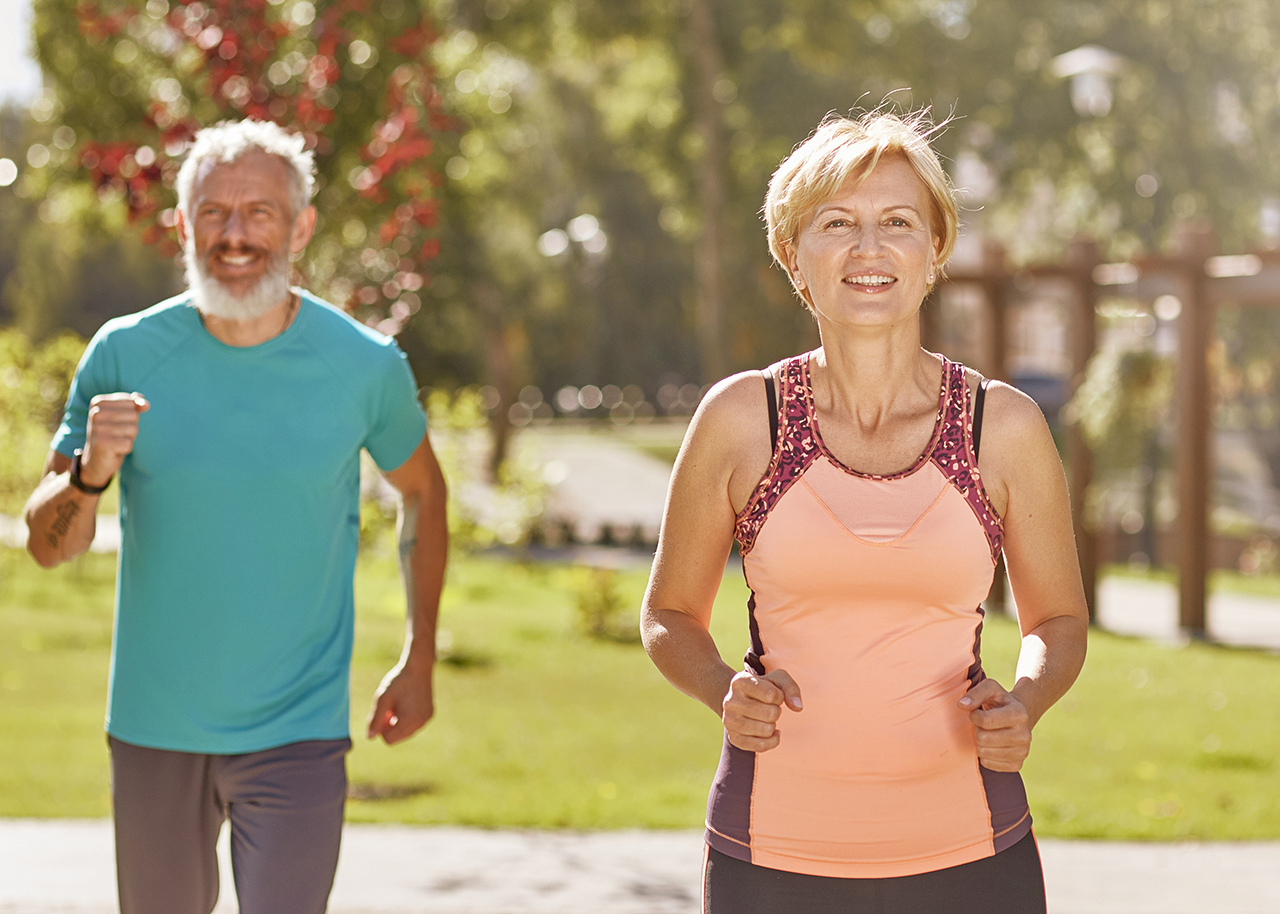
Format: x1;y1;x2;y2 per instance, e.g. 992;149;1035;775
25;393;149;568
365;431;449;745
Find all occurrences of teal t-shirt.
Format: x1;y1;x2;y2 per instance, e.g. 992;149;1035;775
52;291;427;753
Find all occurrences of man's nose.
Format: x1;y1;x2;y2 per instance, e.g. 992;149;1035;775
220;208;249;244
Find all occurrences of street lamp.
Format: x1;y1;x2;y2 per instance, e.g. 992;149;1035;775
1050;45;1127;117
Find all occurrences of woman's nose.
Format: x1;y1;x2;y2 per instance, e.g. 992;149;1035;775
848;224;882;252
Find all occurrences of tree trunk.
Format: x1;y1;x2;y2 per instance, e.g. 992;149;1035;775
476;281;517;479
688;0;727;384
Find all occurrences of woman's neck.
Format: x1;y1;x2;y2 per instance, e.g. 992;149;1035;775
811;324;939;425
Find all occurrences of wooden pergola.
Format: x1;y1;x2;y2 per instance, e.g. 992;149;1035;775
938;225;1280;637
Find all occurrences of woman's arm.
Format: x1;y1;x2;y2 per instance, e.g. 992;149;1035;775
641;372;804;750
959;382;1089;771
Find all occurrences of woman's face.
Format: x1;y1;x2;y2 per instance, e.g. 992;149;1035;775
785;154;940;333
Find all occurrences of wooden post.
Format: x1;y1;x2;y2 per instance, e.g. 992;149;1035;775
982;239;1010;383
1173;223;1215;637
1065;239;1100;622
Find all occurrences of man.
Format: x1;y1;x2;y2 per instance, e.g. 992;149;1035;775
24;119;448;914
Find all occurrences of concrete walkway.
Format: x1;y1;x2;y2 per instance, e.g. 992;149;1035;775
4;818;1280;914
1095;575;1280;652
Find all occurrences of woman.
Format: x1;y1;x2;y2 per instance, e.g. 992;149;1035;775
640;110;1088;914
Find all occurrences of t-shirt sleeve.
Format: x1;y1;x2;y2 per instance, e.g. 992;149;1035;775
50;330;114;458
363;341;428;472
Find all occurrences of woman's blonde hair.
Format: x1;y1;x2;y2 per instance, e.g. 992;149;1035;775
764;109;959;298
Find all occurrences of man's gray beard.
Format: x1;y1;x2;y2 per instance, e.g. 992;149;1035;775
185;242;292;323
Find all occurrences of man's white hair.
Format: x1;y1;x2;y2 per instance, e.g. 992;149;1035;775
176;119;315;219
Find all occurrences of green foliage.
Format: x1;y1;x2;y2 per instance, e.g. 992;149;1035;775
424;386;547;551
0;108;178;340
1065;342;1173;461
572;566;641;643
13;0;1280;393
27;0;446;334
1212;306;1280;435
411;0;1280;396
0;328;86;513
1066;303;1280;542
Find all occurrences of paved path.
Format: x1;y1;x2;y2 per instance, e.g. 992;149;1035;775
1096;576;1280;651
4;819;1280;914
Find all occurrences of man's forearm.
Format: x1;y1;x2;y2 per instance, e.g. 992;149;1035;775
396;490;448;665
25;466;100;567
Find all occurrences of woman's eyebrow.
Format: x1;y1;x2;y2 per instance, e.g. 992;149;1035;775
813;201;923;218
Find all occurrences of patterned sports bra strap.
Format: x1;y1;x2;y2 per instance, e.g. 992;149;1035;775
733;353;819;555
932;358;1005;563
779;352;814;440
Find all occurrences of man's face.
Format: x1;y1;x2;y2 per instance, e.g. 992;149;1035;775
182;150;301;320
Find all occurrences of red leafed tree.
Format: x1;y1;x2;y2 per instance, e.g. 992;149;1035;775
35;0;449;334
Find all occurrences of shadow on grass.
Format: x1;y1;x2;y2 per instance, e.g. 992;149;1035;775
347;781;436;801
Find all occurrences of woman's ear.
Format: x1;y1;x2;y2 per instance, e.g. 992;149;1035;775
782;241;805;290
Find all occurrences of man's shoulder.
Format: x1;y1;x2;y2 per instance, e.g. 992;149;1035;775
92;293;198;348
297;291;406;361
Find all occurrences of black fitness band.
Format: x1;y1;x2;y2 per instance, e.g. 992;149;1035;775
69;449;112;495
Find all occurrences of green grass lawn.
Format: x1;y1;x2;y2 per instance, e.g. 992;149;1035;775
4;544;1280;839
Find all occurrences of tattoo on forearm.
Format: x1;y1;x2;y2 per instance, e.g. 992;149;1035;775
399;536;417;560
46;500;81;547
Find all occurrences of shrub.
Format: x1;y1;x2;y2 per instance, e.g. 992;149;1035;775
0;328;86;514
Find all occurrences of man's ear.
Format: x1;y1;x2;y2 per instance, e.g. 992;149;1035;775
290;205;317;256
175;208;189;247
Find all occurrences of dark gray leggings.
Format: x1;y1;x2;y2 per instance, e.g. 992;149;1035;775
703;830;1047;914
109;736;350;914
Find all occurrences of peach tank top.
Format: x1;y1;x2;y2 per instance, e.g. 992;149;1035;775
705;352;1031;879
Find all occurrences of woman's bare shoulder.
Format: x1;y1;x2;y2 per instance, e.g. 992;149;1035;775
979;379;1052;439
973;378;1063;510
687;370;773;450
680;368;779;512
